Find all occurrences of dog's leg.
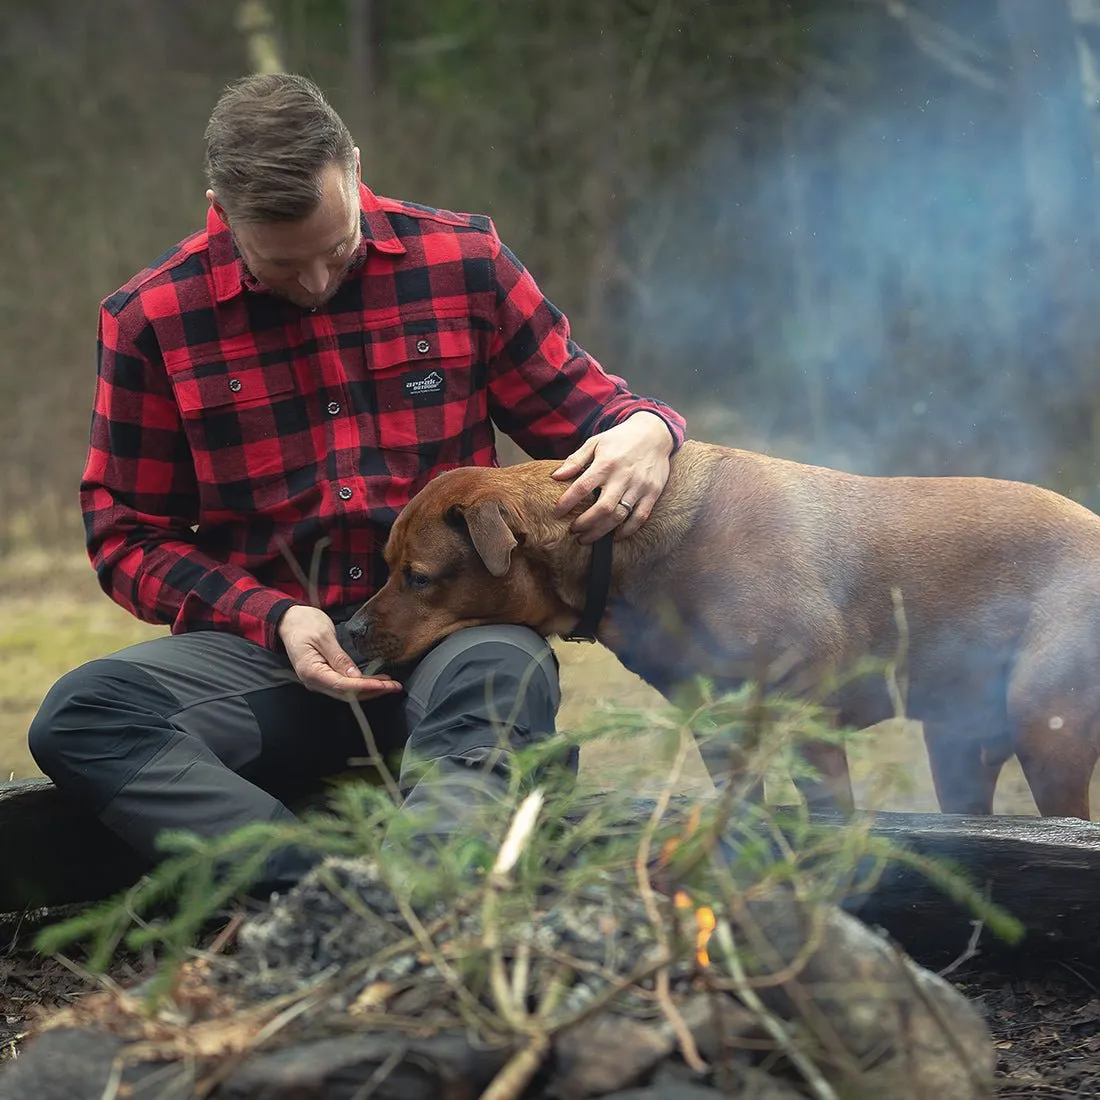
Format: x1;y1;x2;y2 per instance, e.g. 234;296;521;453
922;723;1005;815
693;734;766;804
1012;718;1097;819
1008;633;1100;820
793;739;854;815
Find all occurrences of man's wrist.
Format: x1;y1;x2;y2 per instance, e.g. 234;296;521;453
629;410;676;455
273;600;308;647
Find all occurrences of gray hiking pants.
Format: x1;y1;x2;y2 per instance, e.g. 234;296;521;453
28;622;563;891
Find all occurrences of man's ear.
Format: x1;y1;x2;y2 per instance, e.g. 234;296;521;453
447;500;519;578
206;189;230;227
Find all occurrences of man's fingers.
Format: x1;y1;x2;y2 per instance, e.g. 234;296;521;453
551;439;596;482
332;676;404;702
553;470;605;518
569;478;634;537
616;495;653;539
303;661;403;699
574;483;658;544
314;634;363;680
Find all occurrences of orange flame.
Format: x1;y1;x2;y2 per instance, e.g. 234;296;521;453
657;804;703;869
674;891;716;967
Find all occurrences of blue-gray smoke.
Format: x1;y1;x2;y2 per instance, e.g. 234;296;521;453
619;7;1100;501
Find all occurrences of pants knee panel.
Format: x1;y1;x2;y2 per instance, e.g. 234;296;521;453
28;658;179;791
407;626;560;713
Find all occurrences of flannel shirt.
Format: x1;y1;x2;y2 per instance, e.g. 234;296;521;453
82;184;687;650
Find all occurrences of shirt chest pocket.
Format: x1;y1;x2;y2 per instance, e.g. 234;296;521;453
360;322;484;452
164;345;313;486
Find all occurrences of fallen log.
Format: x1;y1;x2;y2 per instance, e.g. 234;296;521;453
827;809;1100;968
4;776;1100;970
0;779;151;913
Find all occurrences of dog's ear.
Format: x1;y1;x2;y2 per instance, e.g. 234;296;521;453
446;500;518;577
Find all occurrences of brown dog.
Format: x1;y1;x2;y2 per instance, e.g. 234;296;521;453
347;441;1100;819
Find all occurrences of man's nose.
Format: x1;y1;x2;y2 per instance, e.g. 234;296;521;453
298;260;328;295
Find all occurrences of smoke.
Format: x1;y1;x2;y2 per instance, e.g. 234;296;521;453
619;4;1100;496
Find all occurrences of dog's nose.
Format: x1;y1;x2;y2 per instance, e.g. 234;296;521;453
345;611;368;649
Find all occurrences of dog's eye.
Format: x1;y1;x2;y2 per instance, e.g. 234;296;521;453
405;569;432;591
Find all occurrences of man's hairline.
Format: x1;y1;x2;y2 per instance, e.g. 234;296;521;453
210;155;359;229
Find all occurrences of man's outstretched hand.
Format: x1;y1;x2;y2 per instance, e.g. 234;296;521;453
278;605;403;699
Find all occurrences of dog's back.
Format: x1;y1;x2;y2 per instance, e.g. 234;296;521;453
637;442;1100;817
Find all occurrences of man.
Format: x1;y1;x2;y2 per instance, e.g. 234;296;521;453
28;73;686;896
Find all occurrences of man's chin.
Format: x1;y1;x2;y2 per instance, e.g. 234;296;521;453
278;289;335;310
270;274;350;310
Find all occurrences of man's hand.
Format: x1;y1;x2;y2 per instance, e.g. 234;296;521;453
278;605;403;699
551;411;675;544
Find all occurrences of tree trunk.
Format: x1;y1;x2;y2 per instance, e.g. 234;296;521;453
236;0;285;74
347;0;375;154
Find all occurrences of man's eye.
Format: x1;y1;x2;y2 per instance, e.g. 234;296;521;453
407;571;432;590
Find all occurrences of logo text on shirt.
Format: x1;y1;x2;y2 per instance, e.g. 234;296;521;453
403;370;445;401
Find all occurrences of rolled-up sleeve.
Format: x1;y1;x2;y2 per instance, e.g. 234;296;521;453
486;228;686;459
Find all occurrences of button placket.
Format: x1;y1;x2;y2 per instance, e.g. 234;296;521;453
305;305;355;486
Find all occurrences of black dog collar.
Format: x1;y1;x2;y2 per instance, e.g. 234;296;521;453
562;530;614;643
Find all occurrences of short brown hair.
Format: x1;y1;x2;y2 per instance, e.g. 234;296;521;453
204;73;356;223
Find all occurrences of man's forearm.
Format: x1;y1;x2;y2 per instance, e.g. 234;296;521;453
90;527;300;650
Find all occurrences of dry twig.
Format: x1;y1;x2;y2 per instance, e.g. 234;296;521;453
633;723;708;1074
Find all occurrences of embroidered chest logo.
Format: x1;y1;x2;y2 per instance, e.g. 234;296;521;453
402;369;445;402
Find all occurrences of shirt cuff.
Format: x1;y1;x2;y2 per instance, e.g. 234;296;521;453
237;589;304;651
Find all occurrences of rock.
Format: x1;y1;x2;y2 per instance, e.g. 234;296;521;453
213;1032;514;1099
599;1085;728;1100
736;892;996;1100
601;1065;805;1100
651;1060;808;1098
212;1029;512;1100
668;990;764;1064
0;1027;514;1100
553;1013;674;1098
0;1027;191;1100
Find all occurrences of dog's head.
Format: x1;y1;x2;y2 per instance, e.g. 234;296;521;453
347;464;582;664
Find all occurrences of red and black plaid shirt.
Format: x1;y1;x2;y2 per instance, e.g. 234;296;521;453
82;185;687;650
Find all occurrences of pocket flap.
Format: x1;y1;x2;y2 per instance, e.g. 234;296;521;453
169;356;298;414
366;321;476;373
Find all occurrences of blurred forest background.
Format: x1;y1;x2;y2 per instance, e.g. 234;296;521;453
6;0;1100;551
3;0;1099;810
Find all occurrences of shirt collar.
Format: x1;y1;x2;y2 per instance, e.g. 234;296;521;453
208;182;406;304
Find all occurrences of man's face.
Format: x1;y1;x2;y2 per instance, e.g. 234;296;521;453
211;158;362;310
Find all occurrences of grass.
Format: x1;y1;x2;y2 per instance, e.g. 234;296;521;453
0;548;1060;815
0;550;162;781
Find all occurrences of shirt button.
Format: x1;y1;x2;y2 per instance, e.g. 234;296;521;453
326;401;341;415
338;486;353;501
228;378;242;393
416;338;431;354
348;565;363;581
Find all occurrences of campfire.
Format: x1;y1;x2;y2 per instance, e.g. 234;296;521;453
2;698;1013;1100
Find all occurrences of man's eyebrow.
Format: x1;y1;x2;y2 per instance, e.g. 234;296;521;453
264;232;356;265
